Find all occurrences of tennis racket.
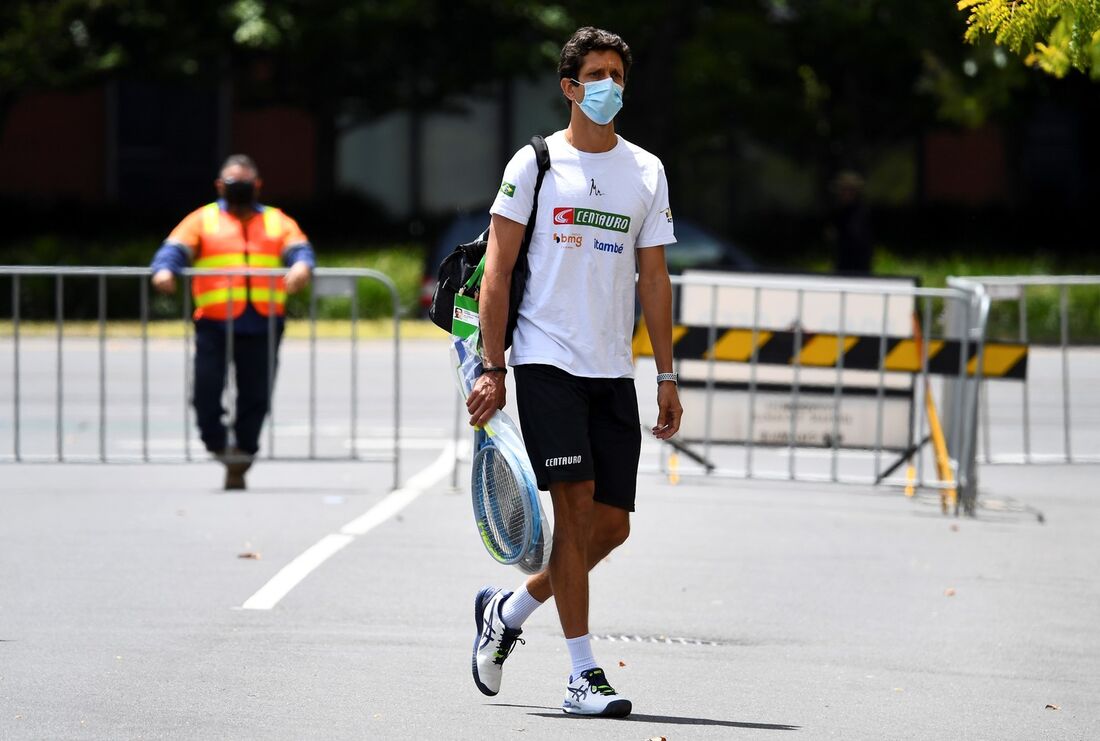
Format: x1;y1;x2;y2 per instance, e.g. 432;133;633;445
471;419;540;566
453;334;551;573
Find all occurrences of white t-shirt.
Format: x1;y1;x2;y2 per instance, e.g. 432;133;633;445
489;130;676;378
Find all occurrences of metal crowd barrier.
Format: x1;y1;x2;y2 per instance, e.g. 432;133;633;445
1;266;402;490
642;272;988;512
948;275;1100;474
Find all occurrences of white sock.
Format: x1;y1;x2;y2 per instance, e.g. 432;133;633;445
500;585;542;630
565;634;598;678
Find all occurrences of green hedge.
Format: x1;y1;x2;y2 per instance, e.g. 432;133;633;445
3;235;1096;341
874;251;1100;344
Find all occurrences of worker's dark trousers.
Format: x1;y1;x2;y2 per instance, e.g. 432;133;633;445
192;320;283;456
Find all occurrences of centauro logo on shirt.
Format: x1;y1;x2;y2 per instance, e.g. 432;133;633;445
552;207;631;234
546;455;582;467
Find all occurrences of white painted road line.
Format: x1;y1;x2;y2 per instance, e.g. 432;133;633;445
240;534;355;610
240;441;458;610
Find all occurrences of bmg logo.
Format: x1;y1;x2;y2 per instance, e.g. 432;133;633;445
554;232;583;248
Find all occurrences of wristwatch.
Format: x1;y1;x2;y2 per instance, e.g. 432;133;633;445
656;372;678;385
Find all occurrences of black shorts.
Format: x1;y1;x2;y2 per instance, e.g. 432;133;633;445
514;364;642;512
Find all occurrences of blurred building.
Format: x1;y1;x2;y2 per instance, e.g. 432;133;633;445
0;77;1092;224
0;77;562;218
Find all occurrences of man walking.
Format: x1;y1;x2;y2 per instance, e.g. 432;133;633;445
466;27;681;717
150;154;314;489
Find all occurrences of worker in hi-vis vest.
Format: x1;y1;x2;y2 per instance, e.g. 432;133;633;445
150;154;315;490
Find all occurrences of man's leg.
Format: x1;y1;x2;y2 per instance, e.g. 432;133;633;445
500;372;638;630
219;330;280;490
502;500;628;630
545;479;596;638
473;364;593;697
545;376;637;716
192;322;228;454
521;500;629;607
232;329;282;456
512;376;640;637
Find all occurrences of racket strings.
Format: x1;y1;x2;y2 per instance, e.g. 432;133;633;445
474;446;529;561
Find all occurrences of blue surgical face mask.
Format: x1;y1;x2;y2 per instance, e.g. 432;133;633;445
571;77;624;125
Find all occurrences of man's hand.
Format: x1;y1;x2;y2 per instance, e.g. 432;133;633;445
466;372;507;428
652;382;683;440
284;262;312;294
152;269;177;294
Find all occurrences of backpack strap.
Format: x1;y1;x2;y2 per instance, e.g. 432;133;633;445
518;135;551;262
461;136;550;296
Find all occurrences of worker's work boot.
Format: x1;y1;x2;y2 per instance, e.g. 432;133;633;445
218;447;253;490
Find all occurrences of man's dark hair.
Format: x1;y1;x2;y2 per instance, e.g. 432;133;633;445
558;26;632;83
220;154;259;179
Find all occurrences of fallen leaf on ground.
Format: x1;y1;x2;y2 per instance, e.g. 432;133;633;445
944;588;956;596
1045;704;1059;711
237;552;262;560
619;660;626;667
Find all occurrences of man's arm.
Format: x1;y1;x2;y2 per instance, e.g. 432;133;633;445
281;214;315;294
636;246;682;439
150;243;190;294
466;213;526;428
283;244;315;294
151;211;201;294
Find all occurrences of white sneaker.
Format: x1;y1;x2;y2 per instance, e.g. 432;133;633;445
561;667;632;717
471;587;524;696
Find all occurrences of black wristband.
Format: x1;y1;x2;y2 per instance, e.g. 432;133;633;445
481;365;508;375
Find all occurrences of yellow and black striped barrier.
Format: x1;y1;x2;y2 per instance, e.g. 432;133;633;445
632;324;1028;380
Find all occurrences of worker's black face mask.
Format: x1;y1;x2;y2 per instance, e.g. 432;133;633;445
223;179;256;206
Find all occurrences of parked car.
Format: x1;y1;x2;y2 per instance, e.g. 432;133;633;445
419;209;756;314
663;219;756;274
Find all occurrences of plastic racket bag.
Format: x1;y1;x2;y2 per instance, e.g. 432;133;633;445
451;334;552;574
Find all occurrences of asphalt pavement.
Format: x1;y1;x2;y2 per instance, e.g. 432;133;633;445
1;335;1098;739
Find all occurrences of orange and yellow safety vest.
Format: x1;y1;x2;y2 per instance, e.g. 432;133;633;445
166;202;307;321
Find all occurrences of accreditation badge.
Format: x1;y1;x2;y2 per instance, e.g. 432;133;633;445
451;293;480;339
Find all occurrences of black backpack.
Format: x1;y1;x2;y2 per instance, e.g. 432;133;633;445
428;135;551;348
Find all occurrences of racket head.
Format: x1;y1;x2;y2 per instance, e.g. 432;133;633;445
470;440;533;565
515;493;552;575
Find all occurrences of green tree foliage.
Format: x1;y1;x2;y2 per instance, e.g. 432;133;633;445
222;0;573;194
0;1;229;93
0;0;573;195
0;0;1078;226
562;1;1036;233
959;0;1100;78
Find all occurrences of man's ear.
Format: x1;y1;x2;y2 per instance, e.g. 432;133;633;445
560;77;580;104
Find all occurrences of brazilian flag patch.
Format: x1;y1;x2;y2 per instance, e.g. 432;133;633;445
500;182;516;197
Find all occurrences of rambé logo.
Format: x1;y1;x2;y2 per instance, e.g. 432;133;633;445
553;207;574;225
552;206;631;233
593;237;624;254
554;232;583;248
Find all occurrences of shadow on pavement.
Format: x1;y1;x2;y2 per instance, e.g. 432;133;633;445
490;704;800;731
